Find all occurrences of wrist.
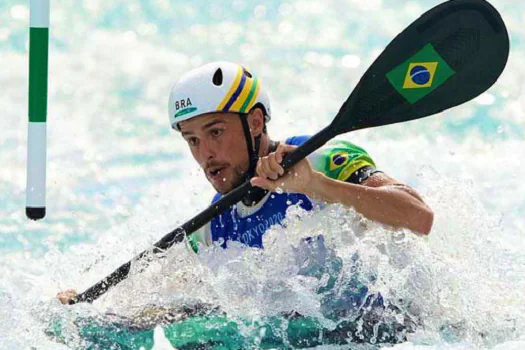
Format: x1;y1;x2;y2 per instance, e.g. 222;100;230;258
303;170;327;198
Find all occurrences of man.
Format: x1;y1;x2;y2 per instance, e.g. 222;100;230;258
171;61;433;251
57;61;433;304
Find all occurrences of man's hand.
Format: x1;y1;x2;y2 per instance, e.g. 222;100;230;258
250;144;318;194
56;289;78;305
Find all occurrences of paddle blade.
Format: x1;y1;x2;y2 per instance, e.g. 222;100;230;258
332;0;509;134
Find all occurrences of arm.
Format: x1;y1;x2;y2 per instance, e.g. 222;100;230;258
304;171;433;235
251;143;433;236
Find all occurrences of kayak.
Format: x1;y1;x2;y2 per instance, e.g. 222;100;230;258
46;306;411;349
46;293;414;350
46;243;416;349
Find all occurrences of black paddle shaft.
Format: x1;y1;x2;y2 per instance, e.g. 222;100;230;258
73;127;334;303
72;0;509;304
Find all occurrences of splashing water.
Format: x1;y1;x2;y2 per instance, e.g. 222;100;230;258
1;0;524;348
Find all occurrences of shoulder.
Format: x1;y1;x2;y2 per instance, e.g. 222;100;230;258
284;135;310;146
309;138;377;184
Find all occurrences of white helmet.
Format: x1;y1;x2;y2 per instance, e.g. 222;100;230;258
168;61;271;131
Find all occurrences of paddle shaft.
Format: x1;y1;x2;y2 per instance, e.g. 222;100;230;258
73;126;333;303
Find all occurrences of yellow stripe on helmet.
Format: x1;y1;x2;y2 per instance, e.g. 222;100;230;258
230;75;255;112
216;66;243;111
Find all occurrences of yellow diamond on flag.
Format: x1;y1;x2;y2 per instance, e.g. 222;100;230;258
402;62;439;89
329;152;349;171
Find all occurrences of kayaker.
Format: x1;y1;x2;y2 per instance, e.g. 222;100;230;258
170;61;433;251
57;61;433;304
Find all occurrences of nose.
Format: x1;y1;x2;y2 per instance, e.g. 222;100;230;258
199;138;216;161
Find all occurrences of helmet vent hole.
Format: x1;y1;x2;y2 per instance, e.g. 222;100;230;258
212;68;223;86
243;69;252;78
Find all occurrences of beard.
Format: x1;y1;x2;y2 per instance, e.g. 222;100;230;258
209;164;247;195
229;165;247;191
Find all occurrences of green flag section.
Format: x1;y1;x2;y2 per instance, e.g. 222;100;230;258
386;43;455;104
28;27;49;123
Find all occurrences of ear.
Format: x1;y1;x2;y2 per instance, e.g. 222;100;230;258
247;107;265;137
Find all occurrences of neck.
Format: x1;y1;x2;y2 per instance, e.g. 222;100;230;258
258;134;271;157
258;134;279;158
241;133;278;207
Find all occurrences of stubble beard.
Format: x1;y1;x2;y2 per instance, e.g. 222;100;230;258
214;164;247;195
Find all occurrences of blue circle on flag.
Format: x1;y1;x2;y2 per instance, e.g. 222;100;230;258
332;154;347;166
410;66;431;85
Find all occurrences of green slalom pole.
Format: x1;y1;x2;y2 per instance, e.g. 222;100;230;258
26;0;50;220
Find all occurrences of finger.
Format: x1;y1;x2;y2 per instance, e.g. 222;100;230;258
255;158;264;177
276;149;283;164
275;144;297;165
57;289;77;299
275;144;287;164
258;157;270;178
267;153;284;176
261;157;279;180
57;294;68;304
250;176;275;191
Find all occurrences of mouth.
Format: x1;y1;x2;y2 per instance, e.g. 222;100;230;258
206;166;228;181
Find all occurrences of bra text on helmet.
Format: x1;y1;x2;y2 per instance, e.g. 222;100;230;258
174;98;193;111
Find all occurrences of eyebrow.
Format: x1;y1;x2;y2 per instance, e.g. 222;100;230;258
203;119;226;129
181;119;226;137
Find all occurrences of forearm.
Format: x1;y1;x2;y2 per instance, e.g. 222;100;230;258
304;172;433;235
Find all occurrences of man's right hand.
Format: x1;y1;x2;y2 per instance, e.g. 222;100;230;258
56;289;78;305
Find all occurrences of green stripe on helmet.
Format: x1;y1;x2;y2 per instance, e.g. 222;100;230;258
240;77;258;113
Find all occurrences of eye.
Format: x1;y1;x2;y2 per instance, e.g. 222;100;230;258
186;137;199;147
210;128;223;137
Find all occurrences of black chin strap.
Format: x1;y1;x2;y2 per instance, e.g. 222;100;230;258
238;114;277;206
239;113;259;180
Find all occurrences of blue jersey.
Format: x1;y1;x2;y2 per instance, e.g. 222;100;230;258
209;136;313;248
192;135;377;250
210;191;313;248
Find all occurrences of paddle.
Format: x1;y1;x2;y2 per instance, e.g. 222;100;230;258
71;0;509;304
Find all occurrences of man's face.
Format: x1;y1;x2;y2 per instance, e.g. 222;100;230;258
179;113;249;194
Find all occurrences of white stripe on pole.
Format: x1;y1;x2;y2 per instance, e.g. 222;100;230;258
26;122;47;207
30;0;50;28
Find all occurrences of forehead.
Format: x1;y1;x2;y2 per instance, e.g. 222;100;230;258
179;112;237;133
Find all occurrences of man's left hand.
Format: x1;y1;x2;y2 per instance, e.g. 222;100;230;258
250;143;317;194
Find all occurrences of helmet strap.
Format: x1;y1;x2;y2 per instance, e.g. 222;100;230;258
239;113;268;206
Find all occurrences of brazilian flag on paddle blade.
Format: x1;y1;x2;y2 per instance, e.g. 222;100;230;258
386;43;455;104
